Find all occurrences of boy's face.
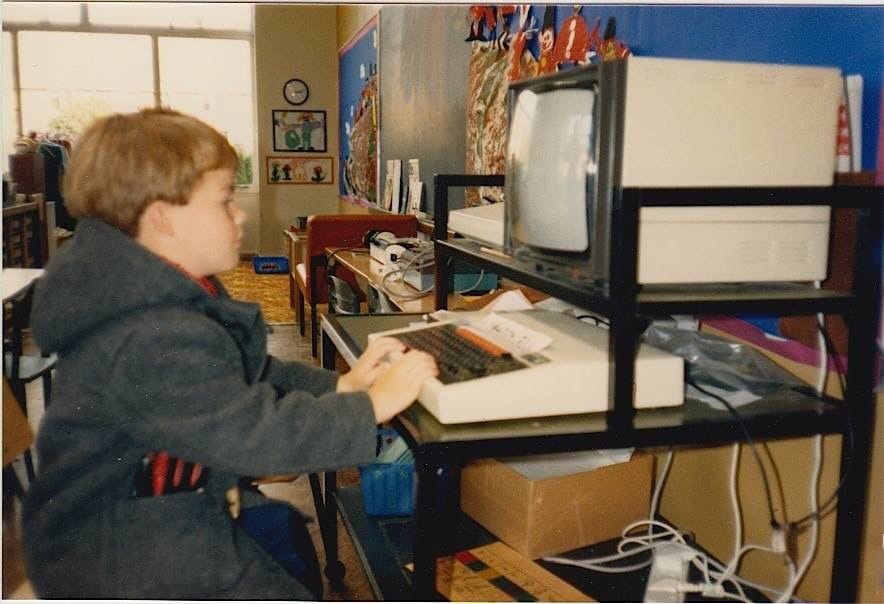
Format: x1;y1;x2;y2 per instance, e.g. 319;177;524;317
165;168;245;278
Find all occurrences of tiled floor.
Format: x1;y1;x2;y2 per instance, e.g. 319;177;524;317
3;322;376;601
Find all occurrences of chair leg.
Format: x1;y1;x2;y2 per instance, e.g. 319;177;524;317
297;289;305;337
23;449;36;481
310;303;318;357
42;371;52;409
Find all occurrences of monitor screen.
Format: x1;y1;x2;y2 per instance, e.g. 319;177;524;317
507;86;596;254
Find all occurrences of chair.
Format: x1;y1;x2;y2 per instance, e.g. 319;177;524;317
3;282;56;422
3;376;35;492
294;214;417;356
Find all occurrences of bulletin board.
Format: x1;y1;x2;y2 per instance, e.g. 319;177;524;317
338;16;379;205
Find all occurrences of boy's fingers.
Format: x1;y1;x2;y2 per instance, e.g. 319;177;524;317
363;338;405;365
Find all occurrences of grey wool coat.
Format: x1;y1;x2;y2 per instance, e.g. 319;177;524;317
23;218;378;599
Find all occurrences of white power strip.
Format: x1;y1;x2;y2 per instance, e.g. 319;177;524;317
643;543;694;603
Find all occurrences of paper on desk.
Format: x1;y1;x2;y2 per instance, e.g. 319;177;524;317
533;296;582;314
480;289;535;311
504;449;635;481
468;312;553;355
687;383;760;409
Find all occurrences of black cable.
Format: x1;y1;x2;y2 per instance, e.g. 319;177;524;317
574;314;610;326
785;320;855;530
326;245;367;275
685;377;782;529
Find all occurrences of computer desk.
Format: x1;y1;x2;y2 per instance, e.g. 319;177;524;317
325;247;458;313
315;312;834;599
318;312;633;599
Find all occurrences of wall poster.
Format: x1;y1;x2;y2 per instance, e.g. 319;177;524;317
266;156;334;185
272;110;327;152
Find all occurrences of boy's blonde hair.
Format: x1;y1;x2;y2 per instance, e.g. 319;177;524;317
64;108;238;235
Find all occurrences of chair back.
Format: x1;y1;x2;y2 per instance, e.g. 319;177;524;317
2;377;33;467
3;281;57;412
304;214;417;304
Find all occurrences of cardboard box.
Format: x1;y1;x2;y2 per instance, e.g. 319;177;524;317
460;452;653;559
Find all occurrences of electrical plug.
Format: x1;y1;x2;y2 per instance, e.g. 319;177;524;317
643;543;695;603
771;525;787;554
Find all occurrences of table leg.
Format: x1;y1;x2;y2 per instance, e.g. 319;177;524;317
412;457;460;600
321;326;336;372
308;471;346;584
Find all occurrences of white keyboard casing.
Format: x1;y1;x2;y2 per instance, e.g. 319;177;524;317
369;310;684;424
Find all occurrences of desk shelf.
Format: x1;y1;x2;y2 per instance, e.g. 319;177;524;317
335;482;768;602
437;238;856;317
394;388;845;458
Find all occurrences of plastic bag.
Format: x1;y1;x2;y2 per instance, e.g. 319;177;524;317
643;325;807;410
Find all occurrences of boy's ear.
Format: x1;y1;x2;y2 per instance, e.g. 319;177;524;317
140;200;175;237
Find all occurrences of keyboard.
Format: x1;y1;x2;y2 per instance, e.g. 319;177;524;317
391;323;527;384
369;310;684;424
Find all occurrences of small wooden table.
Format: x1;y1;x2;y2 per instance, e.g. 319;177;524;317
283;228;307;308
326;247;461;313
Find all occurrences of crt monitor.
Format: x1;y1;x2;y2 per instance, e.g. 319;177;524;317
503;56;842;286
504;65;602;277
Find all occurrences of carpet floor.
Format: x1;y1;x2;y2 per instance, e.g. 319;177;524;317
218;261;293;325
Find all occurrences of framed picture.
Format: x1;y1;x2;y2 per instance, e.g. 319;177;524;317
272;109;327;152
266;156;335;185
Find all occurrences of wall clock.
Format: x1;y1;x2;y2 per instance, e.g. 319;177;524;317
283;78;309;106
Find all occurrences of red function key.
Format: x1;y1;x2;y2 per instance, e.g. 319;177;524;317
455;326;507;357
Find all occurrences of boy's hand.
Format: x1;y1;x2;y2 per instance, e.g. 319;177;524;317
368;350;438;423
336;337;406;393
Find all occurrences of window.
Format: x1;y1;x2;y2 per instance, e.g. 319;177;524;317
18;32;154;139
3;3;256;186
159;37;254;186
3;32;18;156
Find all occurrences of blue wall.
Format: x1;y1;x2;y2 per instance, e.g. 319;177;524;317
544;5;883;172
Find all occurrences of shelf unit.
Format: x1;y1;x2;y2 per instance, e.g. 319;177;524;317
431;179;881;602
3;201;45;268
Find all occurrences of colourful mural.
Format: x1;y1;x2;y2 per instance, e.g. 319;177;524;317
463;5;630;206
339;18;379;205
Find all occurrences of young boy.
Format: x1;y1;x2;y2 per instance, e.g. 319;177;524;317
22;108;437;599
